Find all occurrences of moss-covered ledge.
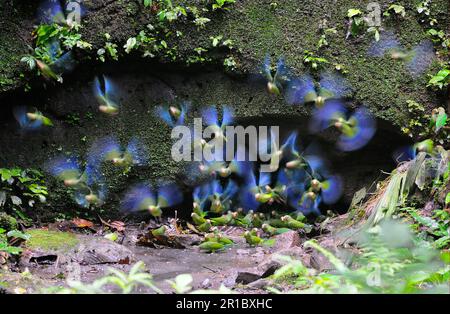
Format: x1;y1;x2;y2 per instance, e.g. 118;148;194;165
0;0;448;128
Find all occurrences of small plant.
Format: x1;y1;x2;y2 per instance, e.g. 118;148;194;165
346;9;365;38
270;220;450;294
46;261;162;294
194;17;211;29
223;56;237;71
317;27;337;48
210;0;235;11
0;168;48;222
302;50;329;70
428;68;450;89
383;4;406;18
0;229;29;255
97;33;119;62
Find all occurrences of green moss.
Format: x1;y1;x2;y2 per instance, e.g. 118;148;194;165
26;229;79;251
0;212;18;231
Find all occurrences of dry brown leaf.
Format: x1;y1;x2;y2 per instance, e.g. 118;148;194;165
72;218;94;228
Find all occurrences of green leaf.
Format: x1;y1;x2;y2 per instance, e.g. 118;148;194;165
445;193;450;205
144;0;152;7
435;113;447;131
347;9;362;18
7;230;31;241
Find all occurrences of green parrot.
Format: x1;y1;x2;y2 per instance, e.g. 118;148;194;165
151;225;167;238
198;219;212;233
210;211;237;226
262;223;291;236
281;215;312;232
243;230;263;246
191;212;206;225
199;241;225;253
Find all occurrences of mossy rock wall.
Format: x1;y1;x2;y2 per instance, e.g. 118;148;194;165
0;0;448;217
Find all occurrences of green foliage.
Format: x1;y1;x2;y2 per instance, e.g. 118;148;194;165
167;274;193;293
97;33;119;62
383;5;406;18
0;229;28;255
401;100;426;137
302;50;329;70
209;0;236;11
271;220;450;293
428;68;450;89
317;27;337;48
0;168;47;222
46;261;162;294
405;208;450;249
347;9;365;37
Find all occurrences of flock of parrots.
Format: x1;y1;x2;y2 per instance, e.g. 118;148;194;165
9;0;445;248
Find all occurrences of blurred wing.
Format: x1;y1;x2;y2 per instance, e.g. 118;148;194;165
393;146;416;164
319;72;351;100
158;184;183;208
223;180;238;201
338;106;376;152
37;0;65;24
221;106;234;128
13;106;41;130
155;106;175;127
258;171;272;187
309;100;346;133
285;75;316;105
74;190;89;208
46;156;81;180
89;136;122;162
121;184;155;212
321;175;343;204
51;51;76;75
367;32;401;57
407;40;435;77
239;188;260;212
262;54;273;81
273;57;289;84
202;107;219;127
126;137;149;165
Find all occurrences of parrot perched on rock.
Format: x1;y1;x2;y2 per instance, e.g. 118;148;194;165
280;215;312;232
368;32;435;77
309;100;376;152
89;136;149;170
94;76;120;116
261;55;290;95
210;211;237;226
262;223;291;236
155;102;190;127
13;106;53;130
243;229;264;246
285;72;351;107
121;183;183;219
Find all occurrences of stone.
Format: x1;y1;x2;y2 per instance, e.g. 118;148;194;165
272;231;302;251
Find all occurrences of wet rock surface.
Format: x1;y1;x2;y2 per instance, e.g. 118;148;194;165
0;225;331;294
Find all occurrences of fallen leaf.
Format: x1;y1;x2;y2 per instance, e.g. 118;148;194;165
72;218;94;228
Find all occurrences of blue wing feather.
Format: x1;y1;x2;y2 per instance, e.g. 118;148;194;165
337;106;376;151
285;75;316;105
127;137;149;165
202;107;219;127
321;176;343;204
